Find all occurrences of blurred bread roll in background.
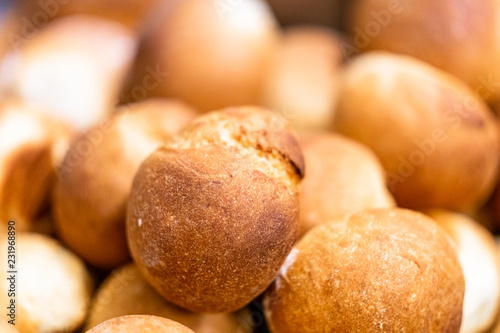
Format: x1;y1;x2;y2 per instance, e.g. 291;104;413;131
334;52;500;211
298;132;395;237
86;315;195;333
260;26;344;131
125;0;278;112
0;100;71;232
264;208;465;332
426;210;500;333
0;233;93;333
347;0;500;103
127;107;304;312
54;99;198;269
85;263;252;333
0;15;137;130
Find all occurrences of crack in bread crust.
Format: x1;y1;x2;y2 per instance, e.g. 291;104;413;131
169;106;304;191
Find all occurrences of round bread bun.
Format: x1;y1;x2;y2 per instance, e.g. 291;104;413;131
85;263;252;333
264;208;465;332
425;210;500;333
54;99;198;269
0;317;19;333
266;0;346;29
125;0;278;112
298;132;395;237
86;315;194;333
127;106;304;313
0;15;137;130
347;0;500;102
0;100;71;232
333;52;500;211
260;26;344;131
0;233;93;333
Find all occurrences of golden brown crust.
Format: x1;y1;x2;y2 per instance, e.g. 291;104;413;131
85;263;252;333
264;208;465;333
127;107;303;312
348;0;499;101
128;144;299;312
125;0;278;112
334;52;500;211
260;26;344;131
86;315;195;333
298;132;395;237
54;99;197;269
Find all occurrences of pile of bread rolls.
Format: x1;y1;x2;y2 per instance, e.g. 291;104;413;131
1;0;500;332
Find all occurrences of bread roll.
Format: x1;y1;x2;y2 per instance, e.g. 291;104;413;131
347;0;500;102
125;0;278;112
0;233;93;333
54;99;197;269
264;208;465;332
426;210;500;333
86;315;194;333
0;100;71;232
127;106;304;312
260;26;343;131
0;15;137;130
299;132;395;237
334;52;500;211
85;263;252;333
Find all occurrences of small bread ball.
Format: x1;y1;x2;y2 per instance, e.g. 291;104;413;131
127;106;304;313
426;210;500;333
260;26;344;131
264;208;465;332
299;132;395;237
0;100;71;232
0;233;93;333
125;0;278;112
347;0;500;102
86;315;194;333
54;99;197;269
0;15;137;130
334;52;500;211
85;263;252;333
